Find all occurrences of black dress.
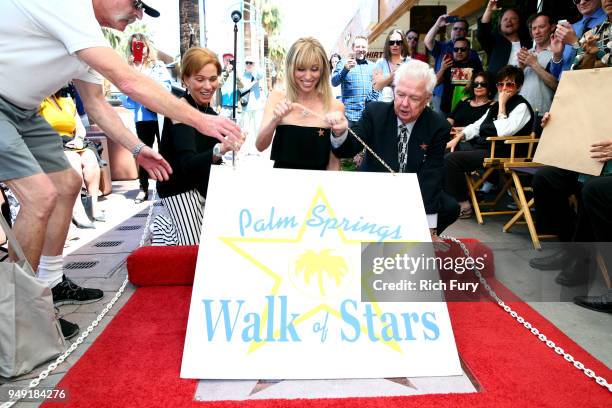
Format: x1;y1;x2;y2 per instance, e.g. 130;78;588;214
448;100;491;128
270;124;331;170
156;94;218;199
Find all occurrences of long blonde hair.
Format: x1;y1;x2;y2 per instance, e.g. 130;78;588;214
125;33;157;67
285;37;333;111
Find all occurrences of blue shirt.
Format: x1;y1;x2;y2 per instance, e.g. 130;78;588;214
549;7;606;79
121;61;171;122
331;58;379;122
429;39;481;97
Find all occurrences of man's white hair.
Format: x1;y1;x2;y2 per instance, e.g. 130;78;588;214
393;59;437;94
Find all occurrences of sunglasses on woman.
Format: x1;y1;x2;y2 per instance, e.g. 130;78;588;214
473;81;488;88
496;81;517;89
388;40;403;46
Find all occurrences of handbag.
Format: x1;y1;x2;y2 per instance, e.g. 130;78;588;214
0;216;65;378
239;89;251;108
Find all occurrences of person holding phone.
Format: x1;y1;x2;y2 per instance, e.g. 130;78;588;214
123;33;172;203
331;36;379;127
549;0;606;78
425;14;481;112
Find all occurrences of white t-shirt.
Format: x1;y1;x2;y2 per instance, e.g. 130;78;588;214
0;0;109;109
507;41;522;67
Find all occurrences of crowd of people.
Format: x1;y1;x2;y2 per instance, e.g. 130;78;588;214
0;0;611;348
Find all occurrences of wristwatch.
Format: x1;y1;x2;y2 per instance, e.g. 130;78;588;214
212;143;222;158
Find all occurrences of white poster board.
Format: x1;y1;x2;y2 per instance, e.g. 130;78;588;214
181;167;462;379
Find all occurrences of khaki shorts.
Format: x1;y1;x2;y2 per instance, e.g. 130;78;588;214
0;95;70;181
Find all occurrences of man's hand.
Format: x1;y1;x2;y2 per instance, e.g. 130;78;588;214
590;139;612;163
325;111;348;137
581;33;601;55
486;0;498;12
555;21;578;46
435;14;449;28
136;146;172;181
196;114;243;145
344;58;357;71
551;33;564;59
440;54;453;72
541;112;551;128
517;48;534;69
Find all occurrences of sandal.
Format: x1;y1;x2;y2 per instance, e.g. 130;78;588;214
459;207;473;219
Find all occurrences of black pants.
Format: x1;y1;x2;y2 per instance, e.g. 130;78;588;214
581;175;612;241
532;166;581;242
135;120;160;191
444;147;489;202
437;191;461;234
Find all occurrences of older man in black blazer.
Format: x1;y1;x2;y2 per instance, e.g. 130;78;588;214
325;59;460;240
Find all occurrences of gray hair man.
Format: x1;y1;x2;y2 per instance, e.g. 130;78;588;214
325;60;460;241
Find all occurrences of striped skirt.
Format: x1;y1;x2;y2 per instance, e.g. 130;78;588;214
151;189;205;246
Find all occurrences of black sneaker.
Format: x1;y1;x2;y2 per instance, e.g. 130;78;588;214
59;318;79;340
52;275;104;306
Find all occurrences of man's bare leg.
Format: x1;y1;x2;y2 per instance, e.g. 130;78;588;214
4;173;59;270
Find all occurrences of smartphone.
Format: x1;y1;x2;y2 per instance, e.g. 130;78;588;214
132;40;144;63
446;16;460;24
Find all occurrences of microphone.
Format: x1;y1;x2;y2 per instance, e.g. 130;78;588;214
231;10;242;23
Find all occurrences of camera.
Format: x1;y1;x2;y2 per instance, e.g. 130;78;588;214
446;16;460;24
229;59;235;66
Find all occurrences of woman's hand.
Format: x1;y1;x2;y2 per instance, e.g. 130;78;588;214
272;99;293;123
446;134;462;152
590;139;612;163
325;111;348;137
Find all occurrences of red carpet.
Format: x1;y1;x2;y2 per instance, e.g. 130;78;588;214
43;245;611;407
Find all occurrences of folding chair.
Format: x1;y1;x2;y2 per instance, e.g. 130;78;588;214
465;134;534;224
502;135;556;249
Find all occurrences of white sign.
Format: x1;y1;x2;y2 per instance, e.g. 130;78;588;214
181;167;462;379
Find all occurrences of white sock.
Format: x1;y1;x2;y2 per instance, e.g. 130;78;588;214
37;255;64;288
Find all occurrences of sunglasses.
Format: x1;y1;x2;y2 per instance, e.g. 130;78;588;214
245;61;254;65
133;0;144;11
572;0;592;5
453;47;468;52
406;36;418;40
388;40;403;46
496;81;517;89
473;81;488;88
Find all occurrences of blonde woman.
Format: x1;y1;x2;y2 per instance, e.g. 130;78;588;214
256;37;343;170
122;33;172;203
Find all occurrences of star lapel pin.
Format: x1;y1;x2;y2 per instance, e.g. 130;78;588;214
317;129;325;137
419;142;428;152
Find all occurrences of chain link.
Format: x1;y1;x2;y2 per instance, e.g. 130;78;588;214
1;192;157;408
441;235;612;394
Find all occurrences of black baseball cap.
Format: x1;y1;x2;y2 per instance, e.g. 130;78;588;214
136;1;160;18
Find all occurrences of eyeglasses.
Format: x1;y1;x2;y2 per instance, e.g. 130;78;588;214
406;36;418;41
388;40;403;46
245;61;254;65
453;47;468;52
473;81;488;88
496;81;517;89
133;0;144;11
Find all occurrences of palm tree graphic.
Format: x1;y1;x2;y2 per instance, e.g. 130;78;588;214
294;249;348;296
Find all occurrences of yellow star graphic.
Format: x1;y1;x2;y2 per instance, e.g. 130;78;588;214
219;186;414;355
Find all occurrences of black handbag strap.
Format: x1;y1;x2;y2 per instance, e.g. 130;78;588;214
0;213;30;267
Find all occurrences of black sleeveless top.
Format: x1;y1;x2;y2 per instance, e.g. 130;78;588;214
270;124;331;170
